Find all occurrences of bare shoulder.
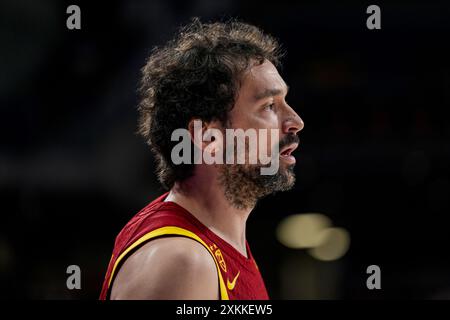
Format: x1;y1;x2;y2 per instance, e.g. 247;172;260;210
110;236;219;300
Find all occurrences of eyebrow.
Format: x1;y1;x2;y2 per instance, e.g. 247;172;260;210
254;85;289;101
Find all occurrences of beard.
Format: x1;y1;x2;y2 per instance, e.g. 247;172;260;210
217;133;298;210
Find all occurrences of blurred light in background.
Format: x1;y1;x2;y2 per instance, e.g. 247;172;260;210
276;213;332;249
276;213;350;261
308;227;350;261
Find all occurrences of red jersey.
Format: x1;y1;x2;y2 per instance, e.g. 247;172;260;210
99;192;269;300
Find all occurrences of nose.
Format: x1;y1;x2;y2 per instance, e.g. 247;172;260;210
282;106;304;135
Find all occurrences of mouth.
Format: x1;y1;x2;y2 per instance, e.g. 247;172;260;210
279;143;299;164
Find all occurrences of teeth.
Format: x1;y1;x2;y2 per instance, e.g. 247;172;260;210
280;144;298;156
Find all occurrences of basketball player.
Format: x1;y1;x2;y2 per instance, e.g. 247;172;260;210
100;19;304;300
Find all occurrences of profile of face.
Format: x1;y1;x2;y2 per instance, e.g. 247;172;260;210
216;59;304;209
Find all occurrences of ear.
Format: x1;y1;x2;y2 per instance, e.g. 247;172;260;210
187;118;223;152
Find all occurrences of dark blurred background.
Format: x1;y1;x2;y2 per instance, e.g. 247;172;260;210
1;0;449;299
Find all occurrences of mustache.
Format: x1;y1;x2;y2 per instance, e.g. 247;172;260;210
278;133;300;151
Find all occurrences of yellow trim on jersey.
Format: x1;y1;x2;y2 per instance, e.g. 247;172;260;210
108;226;229;300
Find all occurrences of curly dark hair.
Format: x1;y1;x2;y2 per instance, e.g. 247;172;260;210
138;18;283;189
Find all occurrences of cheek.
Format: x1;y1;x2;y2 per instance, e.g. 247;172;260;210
231;111;281;158
255;127;280;158
250;112;280;130
261;115;280;148
248;114;280;157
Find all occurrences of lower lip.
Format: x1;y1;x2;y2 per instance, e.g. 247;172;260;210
280;154;296;164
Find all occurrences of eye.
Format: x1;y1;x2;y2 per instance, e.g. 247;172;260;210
264;103;275;111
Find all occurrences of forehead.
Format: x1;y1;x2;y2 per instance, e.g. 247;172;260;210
239;60;287;100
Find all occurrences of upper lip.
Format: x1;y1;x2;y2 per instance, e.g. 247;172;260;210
279;143;299;156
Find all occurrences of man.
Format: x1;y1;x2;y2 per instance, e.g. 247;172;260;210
100;18;304;300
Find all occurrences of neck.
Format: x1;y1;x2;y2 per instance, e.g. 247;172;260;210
164;167;252;258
